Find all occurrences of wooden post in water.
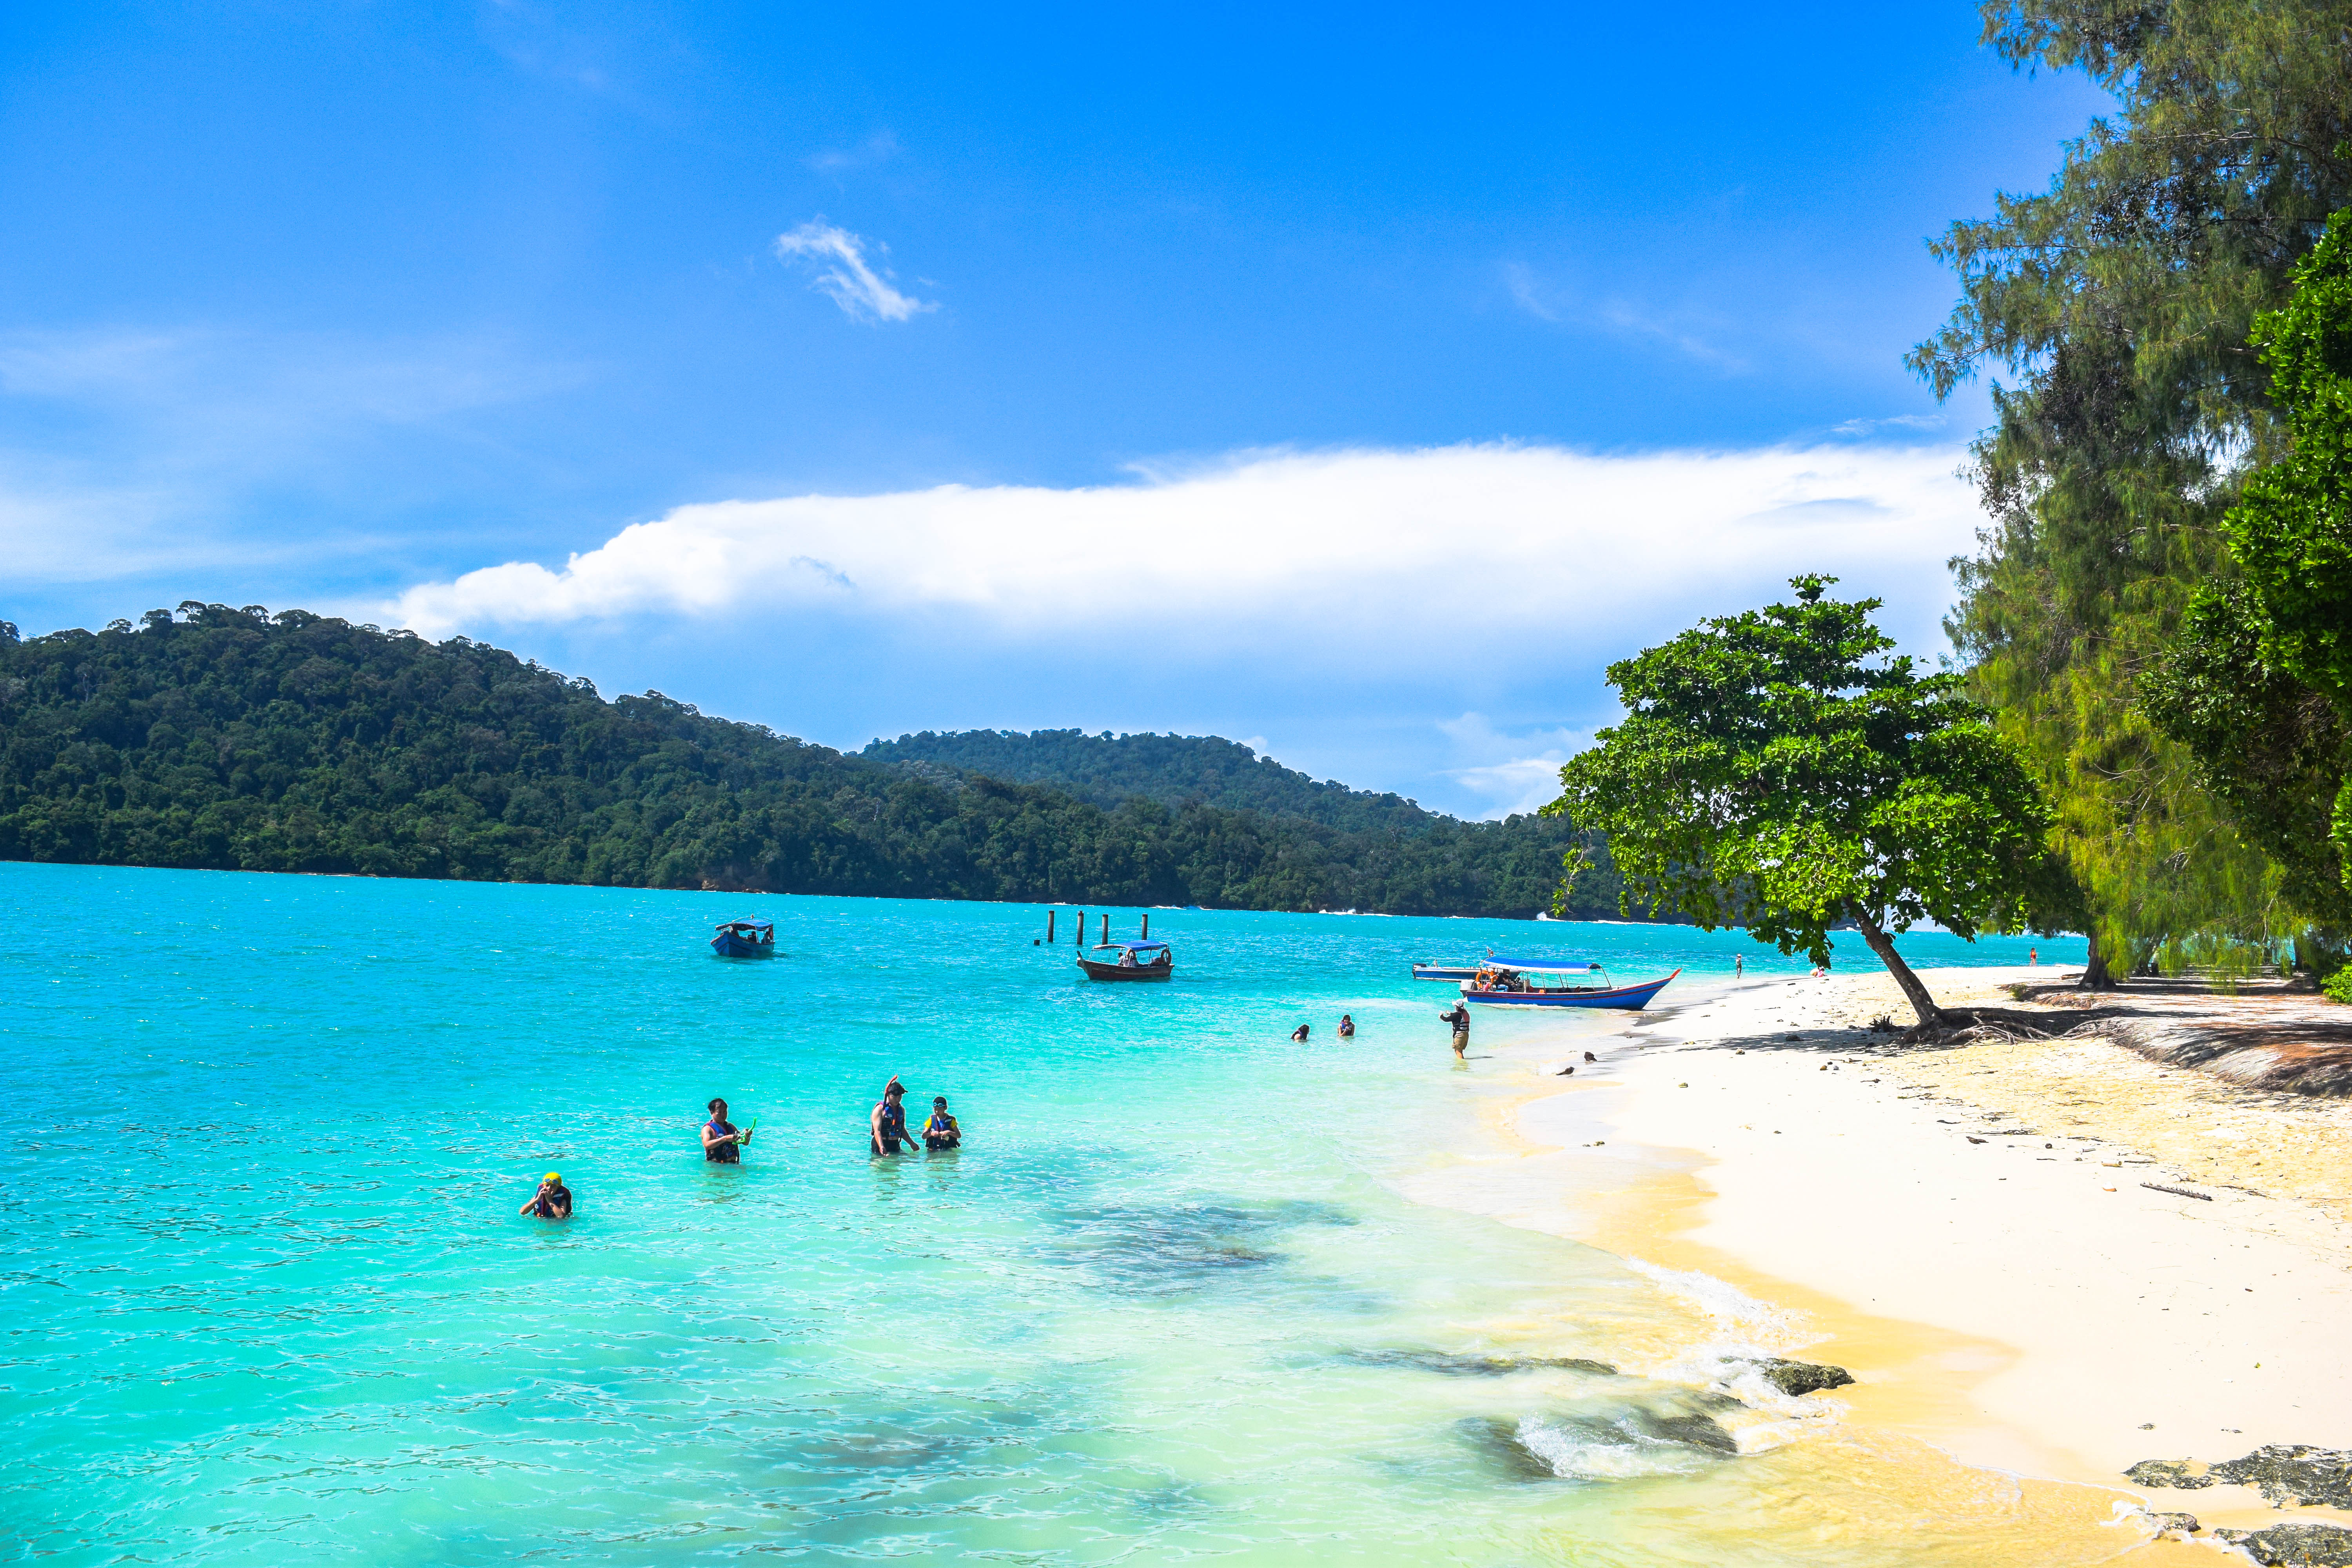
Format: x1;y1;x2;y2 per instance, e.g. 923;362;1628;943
1078;911;1087;950
1047;909;1056;944
1099;911;1108;947
1142;911;1149;940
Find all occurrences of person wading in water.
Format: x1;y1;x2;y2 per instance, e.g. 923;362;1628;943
702;1098;750;1163
519;1171;572;1219
870;1077;910;1156
1438;1001;1470;1058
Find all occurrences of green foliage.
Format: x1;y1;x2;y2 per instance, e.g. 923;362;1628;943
2324;965;2352;1004
0;603;1602;918
1545;577;2061;1020
865;730;1437;835
1913;0;2352;972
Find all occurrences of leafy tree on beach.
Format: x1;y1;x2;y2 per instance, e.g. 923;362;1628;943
1544;577;2065;1027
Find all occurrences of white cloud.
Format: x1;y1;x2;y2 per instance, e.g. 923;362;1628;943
1831;412;1946;437
384;442;1982;682
774;219;934;323
1436;712;1594;819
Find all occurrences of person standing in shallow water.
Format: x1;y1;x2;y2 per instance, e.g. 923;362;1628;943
871;1078;910;1156
1337;1014;1355;1038
1439;1001;1470;1058
702;1098;748;1163
519;1171;572;1218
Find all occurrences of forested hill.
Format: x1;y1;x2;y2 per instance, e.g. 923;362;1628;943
0;604;1633;918
862;730;1436;834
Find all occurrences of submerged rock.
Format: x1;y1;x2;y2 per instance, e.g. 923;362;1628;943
2211;1445;2352;1510
1340;1348;1617;1379
1457;1392;1742;1483
1755;1358;1855;1397
2147;1512;2200;1537
2214;1522;2352;1566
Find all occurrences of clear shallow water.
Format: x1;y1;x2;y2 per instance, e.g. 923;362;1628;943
0;864;2115;1565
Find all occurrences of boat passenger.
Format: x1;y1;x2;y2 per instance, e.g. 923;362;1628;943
1337;1014;1355;1038
703;1098;748;1163
1290;1024;1310;1042
520;1171;573;1219
871;1078;910;1156
1118;947;1138;967
922;1096;961;1151
1439;1002;1470;1058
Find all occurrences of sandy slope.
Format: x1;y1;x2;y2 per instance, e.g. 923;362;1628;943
1415;965;2352;1543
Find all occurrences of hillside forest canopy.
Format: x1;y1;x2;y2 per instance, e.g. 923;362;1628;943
0;604;1636;920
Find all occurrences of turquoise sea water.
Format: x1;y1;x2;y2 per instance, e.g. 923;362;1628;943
1;864;2100;1565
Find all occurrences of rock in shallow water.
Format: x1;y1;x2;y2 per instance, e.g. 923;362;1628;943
1755;1357;1855;1397
2126;1457;2214;1490
2214;1522;2352;1566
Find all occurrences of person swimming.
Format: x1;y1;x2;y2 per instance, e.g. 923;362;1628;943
871;1078;909;1156
519;1171;572;1219
1337;1014;1355;1038
1290;1023;1310;1042
702;1098;749;1163
921;1095;961;1151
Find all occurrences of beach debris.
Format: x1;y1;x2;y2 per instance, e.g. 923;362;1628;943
2142;1181;2215;1201
1584;1051;1597;1062
1869;1014;1897;1033
2127;1448;2352;1509
1555;1066;1575;1075
2213;1522;2352;1566
1753;1358;1855;1397
1967;1136;1987;1144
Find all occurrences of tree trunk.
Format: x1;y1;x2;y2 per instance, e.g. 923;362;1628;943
2080;929;2116;991
1853;910;1944;1028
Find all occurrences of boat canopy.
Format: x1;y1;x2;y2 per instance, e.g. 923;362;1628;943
1094;940;1169;952
1484;955;1602;973
716;918;774;931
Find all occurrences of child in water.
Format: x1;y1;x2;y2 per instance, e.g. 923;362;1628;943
520;1172;572;1219
922;1096;961;1151
1337;1014;1355;1038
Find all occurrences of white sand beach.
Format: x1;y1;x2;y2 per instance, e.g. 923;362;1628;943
1405;965;2352;1546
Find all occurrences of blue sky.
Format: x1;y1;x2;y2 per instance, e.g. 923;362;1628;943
0;2;2107;815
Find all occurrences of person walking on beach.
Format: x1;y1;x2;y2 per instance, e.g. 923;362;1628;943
519;1171;572;1219
1439;1001;1470;1058
702;1098;750;1163
922;1096;961;1151
1337;1014;1355;1038
1735;955;1743;979
871;1078;910;1156
2029;946;2039;966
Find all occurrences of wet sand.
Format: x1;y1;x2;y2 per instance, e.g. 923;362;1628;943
1403;964;2352;1552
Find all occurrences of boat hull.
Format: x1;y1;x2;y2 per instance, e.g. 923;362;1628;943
710;932;775;958
1077;957;1172;982
1411;965;1481;981
1463;968;1679;1011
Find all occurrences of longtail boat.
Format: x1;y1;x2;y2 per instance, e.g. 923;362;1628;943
1461;956;1677;1010
1078;940;1173;982
710;918;777;958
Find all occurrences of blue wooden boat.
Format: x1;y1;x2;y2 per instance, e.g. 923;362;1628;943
710;918;777;958
1461;956;1679;1010
1078;940;1173;982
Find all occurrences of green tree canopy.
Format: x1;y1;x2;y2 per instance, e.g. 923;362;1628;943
1545;577;2063;1026
2154;209;2352;935
1914;0;2352;982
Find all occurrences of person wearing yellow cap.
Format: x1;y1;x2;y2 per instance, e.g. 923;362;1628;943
519;1171;572;1219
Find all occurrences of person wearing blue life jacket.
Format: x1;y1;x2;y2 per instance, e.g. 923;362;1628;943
702;1098;749;1163
519;1171;572;1219
921;1096;961;1151
869;1077;909;1156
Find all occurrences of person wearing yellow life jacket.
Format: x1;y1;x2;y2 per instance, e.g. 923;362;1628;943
922;1096;961;1151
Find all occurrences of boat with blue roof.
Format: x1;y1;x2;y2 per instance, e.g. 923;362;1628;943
1461;955;1677;1010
